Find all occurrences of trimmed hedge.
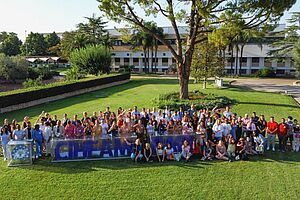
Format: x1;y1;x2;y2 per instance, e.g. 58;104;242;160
0;73;130;108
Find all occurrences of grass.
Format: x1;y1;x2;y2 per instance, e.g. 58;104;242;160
0;78;300;199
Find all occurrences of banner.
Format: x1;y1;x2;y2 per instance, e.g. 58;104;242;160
50;134;199;162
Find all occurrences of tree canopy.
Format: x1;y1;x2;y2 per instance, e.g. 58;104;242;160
0;32;22;56
98;0;296;99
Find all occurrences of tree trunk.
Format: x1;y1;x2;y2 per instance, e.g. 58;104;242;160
203;77;207;89
143;48;147;73
230;44;234;75
154;41;158;74
239;44;245;76
235;44;239;75
151;42;154;73
147;48;150;73
179;75;189;99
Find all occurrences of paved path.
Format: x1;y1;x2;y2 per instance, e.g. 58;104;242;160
230;78;300;105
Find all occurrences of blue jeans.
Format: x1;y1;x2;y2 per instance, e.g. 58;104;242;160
267;134;276;149
35;140;43;157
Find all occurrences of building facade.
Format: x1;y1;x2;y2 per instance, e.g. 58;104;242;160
108;24;294;76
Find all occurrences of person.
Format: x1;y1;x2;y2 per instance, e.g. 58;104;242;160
257;115;267;137
13;124;26;140
251;112;259;125
0;127;10;161
246;118;256;138
166;120;175;134
266;117;278;152
62;113;69;127
245;137;257;155
181;140;191;162
227;138;236;162
32;124;43;158
84;123;93;139
242;114;250;137
65;120;75;139
253;132;265;154
202;141;213;161
174;121;182;135
293;119;300;152
164;143;175;161
236;138;247;160
223;106;232;118
124;138;143;163
156;142;164;162
212;119;224;141
143;143;152;162
92;120;102;139
286;116;294;151
108;121;119;137
23;121;33;140
74;121;84;139
53;120;64;139
119;122;131;137
43;122;52;157
146;120;155;136
192;139;201;159
100;119;109;139
278;118;287;152
216;140;229;161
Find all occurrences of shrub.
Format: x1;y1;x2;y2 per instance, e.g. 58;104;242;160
152;91;235;111
0;54;29;81
256;67;276;77
28;67;59;80
69;45;111;76
22;76;43;88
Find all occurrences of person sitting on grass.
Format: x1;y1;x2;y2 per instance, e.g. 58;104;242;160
227;138;236;162
124;138;143;163
181;140;191;162
192;139;201;159
143;143;152;162
236;138;248;161
253;132;265;154
202;141;213;161
245;137;257;156
156;142;165;162
164;143;175;161
216;140;229;161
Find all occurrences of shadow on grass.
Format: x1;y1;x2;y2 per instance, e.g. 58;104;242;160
16;150;299;174
238;101;299;109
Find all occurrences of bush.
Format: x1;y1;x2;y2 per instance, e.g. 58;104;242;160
256;67;276;77
22;76;43;88
69;45;111;76
152;91;235;111
28;67;59;80
0;54;29;81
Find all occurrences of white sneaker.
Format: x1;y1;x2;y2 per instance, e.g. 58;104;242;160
267;147;270;151
272;148;275;152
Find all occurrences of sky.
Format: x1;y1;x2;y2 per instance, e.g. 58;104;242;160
0;0;299;41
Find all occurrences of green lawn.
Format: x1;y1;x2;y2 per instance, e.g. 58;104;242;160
0;78;300;199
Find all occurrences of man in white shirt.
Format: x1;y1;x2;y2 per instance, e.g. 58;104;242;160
100;119;109;138
223;106;232;118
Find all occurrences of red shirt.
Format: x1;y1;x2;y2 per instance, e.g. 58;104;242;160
278;123;287;135
267;121;278;134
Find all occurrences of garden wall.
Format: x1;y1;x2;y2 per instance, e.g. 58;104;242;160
0;73;130;113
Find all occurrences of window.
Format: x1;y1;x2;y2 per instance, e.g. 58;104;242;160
115;58;120;62
240;69;247;74
152;58;158;62
127;53;130;56
162;58;168;66
276;69;285;74
133;58;139;63
163;53;166;56
124;58;129;63
252;57;260;63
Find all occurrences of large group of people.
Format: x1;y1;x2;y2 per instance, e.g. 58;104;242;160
0;105;299;162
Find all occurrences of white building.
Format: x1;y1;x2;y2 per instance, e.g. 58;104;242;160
108;24;294;76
